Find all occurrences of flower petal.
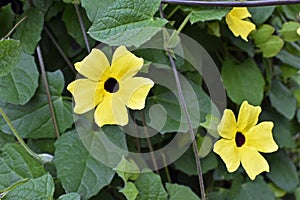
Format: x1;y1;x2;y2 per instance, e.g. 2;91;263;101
213;139;240;172
229;7;252;19
217;109;237;139
67;79;104;114
110;46;144;80
245;122;278;153
237;101;261;132
226;12;255;41
94;93;128;127
116;77;154;110
240;146;269;180
75;49;110;81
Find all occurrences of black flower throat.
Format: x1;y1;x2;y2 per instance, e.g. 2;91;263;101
104;78;119;93
235;132;245;147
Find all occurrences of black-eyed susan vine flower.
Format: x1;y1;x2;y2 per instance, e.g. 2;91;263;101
226;7;256;41
213;101;278;180
67;46;154;127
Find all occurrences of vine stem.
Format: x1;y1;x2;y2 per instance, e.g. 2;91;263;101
36;45;60;138
140;112;159;173
161;0;300;7
167;52;206;200
44;26;76;74
3;16;27;39
74;3;91;53
160;5;206;199
0;107;41;162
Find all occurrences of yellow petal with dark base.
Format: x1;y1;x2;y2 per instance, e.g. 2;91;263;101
237;101;261;132
116;77;154;110
110;46;144;80
240;146;269;180
245;122;278;153
213;139;240;172
217;109;237;139
67;79;104;114
75;49;110;81
94;94;128;127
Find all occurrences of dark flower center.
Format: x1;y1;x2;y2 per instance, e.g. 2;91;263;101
104;78;119;93
235;132;245;147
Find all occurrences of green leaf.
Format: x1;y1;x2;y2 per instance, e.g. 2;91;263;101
0;70;73;138
266;150;299;192
32;0;53;14
276;50;300;69
54;130;115;200
135;171;167;200
58;193;81;200
256;35;284;58
251;24;275;45
233;177;275;200
183;7;229;24
0;132;15;149
114;157;140;182
166;183;200;200
88;0;167;46
0;4;14;38
261;110;296;148
248;6;275;25
144;67;218;133
174;147;217;176
81;0;114;21
0;39;21;78
269;79;296;119
282;4;300;21
76;113;128;169
63;0;80;4
222;58;265;105
12;9;44;54
120;182;139;200
279;21;300;42
0;53;39;105
0;143;46;190
3;173;54;200
62;4;95;49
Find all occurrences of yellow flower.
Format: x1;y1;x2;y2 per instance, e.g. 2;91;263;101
213;101;278;180
297;27;300;36
67;46;154;127
225;7;256;41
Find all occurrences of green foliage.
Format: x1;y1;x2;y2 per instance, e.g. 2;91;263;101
54;130;115;200
0;71;73;138
86;0;167;46
3;173;54;200
12;9;44;54
0;53;39;105
166;183;200;200
0;1;299;199
222;58;265;105
0;39;21;78
0;144;45;190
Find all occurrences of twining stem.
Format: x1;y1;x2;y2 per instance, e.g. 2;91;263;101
162;153;172;183
177;13;191;33
36;45;60;138
140;112;159;173
0;108;41;162
3;16;28;39
161;0;300;7
166;5;180;19
44;26;76;74
160;6;206;199
74;4;91;53
167;51;206;200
